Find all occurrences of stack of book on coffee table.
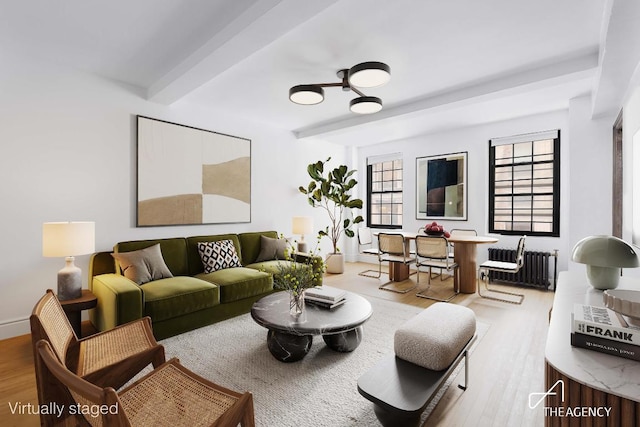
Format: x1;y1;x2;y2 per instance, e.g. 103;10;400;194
305;287;347;310
570;303;640;361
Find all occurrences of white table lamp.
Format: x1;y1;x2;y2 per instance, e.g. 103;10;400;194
292;216;313;253
43;221;95;300
571;235;639;290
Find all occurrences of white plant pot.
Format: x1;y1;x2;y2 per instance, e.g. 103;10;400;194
325;253;345;274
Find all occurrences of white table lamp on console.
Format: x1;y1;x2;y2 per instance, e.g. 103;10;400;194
571;235;639;290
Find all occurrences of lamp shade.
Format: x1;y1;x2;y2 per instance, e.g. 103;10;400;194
350;96;383;114
348;61;391;88
571;235;639;290
43;222;95;257
292;216;314;235
289;85;324;105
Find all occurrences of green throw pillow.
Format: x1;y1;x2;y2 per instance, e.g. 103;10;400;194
112;243;173;285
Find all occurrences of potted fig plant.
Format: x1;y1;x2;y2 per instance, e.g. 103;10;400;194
299;158;364;273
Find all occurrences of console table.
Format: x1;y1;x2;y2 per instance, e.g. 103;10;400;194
545;271;640;426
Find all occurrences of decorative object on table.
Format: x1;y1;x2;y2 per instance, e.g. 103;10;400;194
304;286;347;309
423;221;451;238
136;115;250;226
292;216;314;253
299;157;364;274
272;238;325;316
603;290;640;327
570;302;640;361
570;332;640;361
42;221;95;301
289;61;390;114
416;151;467;220
572;303;640;345
571;235;639;290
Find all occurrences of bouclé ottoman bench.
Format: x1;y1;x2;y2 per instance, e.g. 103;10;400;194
357;302;476;427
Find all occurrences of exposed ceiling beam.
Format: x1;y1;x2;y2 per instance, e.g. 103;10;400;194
147;0;339;105
591;0;640;118
294;51;599;139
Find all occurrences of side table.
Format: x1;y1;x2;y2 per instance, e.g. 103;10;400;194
59;289;97;338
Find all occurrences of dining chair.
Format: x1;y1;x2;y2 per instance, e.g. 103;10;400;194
477;235;526;304
377;233;417;293
442;229;478;280
414;235;459;302
34;339;256;427
357;227;382;278
30;289;166;425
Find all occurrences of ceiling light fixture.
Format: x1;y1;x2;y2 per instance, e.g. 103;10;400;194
288;61;390;114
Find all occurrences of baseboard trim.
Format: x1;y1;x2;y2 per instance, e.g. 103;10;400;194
0;316;30;340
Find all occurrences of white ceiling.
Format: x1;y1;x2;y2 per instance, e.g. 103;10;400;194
2;0;637;146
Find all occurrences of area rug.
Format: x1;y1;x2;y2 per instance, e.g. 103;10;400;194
159;296;488;427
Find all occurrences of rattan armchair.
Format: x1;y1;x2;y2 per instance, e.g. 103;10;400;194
30;289;166;425
35;339;255;427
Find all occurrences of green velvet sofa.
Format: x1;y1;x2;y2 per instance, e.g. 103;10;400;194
89;231;322;340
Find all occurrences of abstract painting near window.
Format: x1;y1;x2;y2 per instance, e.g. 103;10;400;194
137;116;251;226
416;152;467;220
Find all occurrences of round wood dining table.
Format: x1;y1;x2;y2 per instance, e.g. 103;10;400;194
447;235;498;293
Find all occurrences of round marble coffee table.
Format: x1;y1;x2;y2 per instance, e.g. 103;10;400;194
250;289;373;362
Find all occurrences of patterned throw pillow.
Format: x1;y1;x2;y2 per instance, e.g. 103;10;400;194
197;240;242;273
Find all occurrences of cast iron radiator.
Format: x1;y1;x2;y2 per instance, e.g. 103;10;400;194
487;248;558;290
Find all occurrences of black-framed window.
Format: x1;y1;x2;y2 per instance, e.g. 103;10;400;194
489;130;560;237
367;156;403;228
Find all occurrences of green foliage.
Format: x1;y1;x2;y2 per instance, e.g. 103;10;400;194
299;157;364;253
272;236;325;296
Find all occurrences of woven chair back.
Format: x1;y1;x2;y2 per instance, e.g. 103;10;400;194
30;290;75;364
416;236;448;260
35;340;119;427
378;233;406;256
450;229;477;237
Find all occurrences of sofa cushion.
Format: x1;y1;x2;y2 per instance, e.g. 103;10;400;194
116;238;188;276
196;267;272;303
197;240;242;273
111;243;173;285
186;234;242;276
246;260;298;277
237;231;278;266
255;235;288;262
140;277;219;322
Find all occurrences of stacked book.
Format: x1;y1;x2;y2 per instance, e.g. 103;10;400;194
305;287;347;310
570;303;640;361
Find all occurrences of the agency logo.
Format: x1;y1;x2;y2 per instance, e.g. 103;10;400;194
528;379;564;409
528;380;612;418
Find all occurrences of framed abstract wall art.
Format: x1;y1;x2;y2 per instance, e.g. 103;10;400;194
136;116;251;226
416;151;467;220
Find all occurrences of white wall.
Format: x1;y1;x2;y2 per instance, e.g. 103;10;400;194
623;84;640;278
355;102;616;280
567;96;616;274
0;52;346;339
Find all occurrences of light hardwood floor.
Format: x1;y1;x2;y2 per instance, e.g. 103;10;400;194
0;262;554;427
